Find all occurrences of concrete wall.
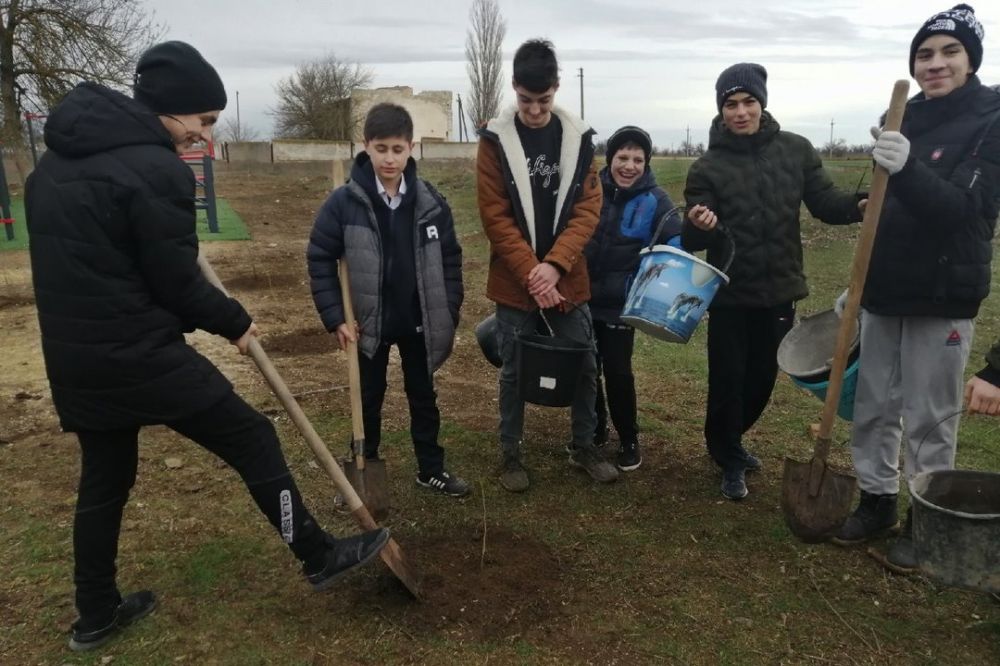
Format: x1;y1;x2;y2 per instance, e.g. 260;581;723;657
272;140;354;162
420;142;478;160
226;142;272;164
351;87;452;143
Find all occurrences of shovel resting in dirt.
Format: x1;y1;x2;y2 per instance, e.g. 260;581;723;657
781;79;910;543
338;261;391;520
197;254;420;597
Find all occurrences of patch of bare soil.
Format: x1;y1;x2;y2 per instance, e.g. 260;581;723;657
381;525;574;641
262;327;336;357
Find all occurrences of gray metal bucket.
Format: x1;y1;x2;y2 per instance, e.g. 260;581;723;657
909;470;1000;594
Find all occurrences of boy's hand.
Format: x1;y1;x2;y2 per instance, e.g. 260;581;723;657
335;322;359;350
687;204;718;231
230;322;259;355
527;262;561;296
533;287;565;310
965;376;1000;416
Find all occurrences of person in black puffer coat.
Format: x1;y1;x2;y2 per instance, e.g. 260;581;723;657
584;126;682;471
26;41;388;653
682;63;864;501
833;5;1000;572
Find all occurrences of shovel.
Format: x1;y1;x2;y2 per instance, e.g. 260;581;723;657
781;79;910;543
338;260;391;520
197;254;421;598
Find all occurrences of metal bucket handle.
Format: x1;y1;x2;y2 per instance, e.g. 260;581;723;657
651;204;736;275
516;301;593;341
913;408;999;470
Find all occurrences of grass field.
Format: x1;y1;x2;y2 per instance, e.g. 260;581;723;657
1;156;998;664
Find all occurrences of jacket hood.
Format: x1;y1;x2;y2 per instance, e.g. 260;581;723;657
350;151;418;207
44;82;175;158
707;110;780;152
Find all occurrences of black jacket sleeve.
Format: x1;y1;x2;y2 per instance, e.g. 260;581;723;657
130;170;251;341
682;158;722;251
306;191;347;332
977;337;1000;387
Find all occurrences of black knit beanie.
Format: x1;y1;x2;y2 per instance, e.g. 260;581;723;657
715;63;768;111
605;126;652;164
133;41;227;114
909;4;984;76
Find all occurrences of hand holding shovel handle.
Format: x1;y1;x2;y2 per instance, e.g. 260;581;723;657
196;253;421;597
812;80;911;474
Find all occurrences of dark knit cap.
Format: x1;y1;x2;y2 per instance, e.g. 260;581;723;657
715;63;768;111
606;126;653;164
133;41;227;114
910;4;985;75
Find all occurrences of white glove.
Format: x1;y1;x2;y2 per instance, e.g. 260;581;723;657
834;288;849;317
870;126;909;175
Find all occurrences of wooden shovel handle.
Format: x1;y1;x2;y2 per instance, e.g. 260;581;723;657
338;261;367;470
196;254;368;513
815;79;910;457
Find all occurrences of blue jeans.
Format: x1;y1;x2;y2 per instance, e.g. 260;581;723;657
494;303;598;452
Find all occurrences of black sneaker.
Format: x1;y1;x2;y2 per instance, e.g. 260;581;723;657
616;440;642;471
416;470;470;497
831;491;900;546
304;529;390;592
569;446;619;483
68;590;157;652
721;467;748;500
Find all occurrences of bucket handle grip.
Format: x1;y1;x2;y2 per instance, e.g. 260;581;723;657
516;302;593;341
653;204;736;275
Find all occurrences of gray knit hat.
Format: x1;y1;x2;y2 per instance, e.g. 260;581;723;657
909;4;984;75
715;63;768;111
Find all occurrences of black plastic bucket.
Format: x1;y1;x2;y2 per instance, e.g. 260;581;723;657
910;470;1000;594
515;314;590;407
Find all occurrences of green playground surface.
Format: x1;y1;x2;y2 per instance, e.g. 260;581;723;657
0;196;250;251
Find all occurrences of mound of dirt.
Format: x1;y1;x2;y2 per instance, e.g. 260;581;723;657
262;327;334;357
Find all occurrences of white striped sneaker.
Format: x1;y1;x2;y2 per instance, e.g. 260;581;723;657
416;470;470;497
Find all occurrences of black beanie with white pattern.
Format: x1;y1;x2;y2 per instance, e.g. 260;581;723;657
910;4;984;75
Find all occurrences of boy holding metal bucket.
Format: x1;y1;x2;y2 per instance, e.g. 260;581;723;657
683;63;865;501
832;4;1000;572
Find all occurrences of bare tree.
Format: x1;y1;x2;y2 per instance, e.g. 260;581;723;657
0;0;161;145
219;115;260;143
271;55;371;140
464;0;505;129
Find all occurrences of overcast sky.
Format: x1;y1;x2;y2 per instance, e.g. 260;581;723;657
140;0;999;150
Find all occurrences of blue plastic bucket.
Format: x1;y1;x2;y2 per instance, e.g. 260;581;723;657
621;245;730;343
777;309;861;421
790;359;860;421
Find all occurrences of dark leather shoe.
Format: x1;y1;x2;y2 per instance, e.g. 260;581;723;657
304;528;390;592
68;590;156;652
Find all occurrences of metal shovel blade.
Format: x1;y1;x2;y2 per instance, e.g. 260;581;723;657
781;456;856;543
343;457;391;521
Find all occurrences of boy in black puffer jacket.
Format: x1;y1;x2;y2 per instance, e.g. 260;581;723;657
26;42;389;653
683;63;865;501
584;126;682;470
307;103;467;497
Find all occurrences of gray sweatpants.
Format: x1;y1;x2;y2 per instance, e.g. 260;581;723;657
850;310;973;495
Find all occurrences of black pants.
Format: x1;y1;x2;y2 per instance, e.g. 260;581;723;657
73;391;327;624
705;303;795;471
357;334;443;475
594;320;639;444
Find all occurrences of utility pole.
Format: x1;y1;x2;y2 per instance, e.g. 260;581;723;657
577;67;584;119
829;118;834;158
236;91;241;140
686;126;691;157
